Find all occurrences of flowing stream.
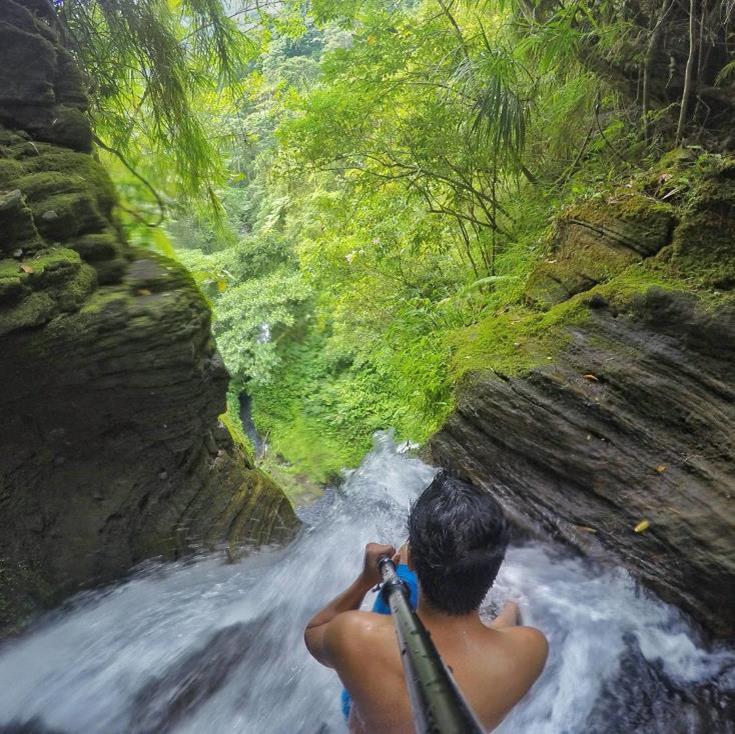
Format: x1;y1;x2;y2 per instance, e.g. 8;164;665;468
1;433;733;734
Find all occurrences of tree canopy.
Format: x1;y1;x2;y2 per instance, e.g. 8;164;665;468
58;0;735;482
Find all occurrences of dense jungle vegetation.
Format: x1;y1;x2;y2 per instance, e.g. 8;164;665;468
57;0;735;487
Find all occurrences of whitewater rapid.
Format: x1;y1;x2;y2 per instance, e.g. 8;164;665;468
0;433;732;733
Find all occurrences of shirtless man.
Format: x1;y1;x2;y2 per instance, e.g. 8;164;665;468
304;471;548;733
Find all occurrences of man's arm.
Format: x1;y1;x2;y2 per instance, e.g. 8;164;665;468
304;542;395;667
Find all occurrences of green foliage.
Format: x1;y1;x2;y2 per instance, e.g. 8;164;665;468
57;0;257;198
160;0;635;481
250;330;432;482
88;0;733;485
176;235;312;386
220;390;255;459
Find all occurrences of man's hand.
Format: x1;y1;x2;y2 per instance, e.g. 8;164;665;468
360;542;396;587
305;540;395;667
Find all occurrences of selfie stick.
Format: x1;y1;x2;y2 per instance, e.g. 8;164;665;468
377;556;485;734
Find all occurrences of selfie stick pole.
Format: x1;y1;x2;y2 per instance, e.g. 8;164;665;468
377;556;485;734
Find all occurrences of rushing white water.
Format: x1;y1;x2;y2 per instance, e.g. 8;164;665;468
1;433;733;734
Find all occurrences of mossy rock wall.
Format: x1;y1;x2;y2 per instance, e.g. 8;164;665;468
0;0;298;636
430;153;735;638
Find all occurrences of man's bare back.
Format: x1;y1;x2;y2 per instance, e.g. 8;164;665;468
325;575;547;732
304;473;549;733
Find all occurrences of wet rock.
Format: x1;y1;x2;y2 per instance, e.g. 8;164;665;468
429;288;735;638
430;155;735;639
0;247;299;635
0;0;299;636
0;719;68;734
130;621;263;733
0;1;89;153
585;635;735;733
0;188;41;253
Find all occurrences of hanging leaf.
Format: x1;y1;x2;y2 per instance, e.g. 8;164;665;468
634;519;650;533
655;465;667;473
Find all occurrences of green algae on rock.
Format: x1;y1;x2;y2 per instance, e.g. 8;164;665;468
430;153;735;638
0;0;298;637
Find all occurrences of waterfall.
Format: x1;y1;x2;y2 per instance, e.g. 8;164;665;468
0;433;732;733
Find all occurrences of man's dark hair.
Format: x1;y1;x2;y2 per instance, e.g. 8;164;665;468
407;471;509;615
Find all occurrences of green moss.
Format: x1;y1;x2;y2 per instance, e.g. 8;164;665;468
125;247;208;305
43;104;92;152
0;188;41;251
31;245;84;269
56;261;97;311
450;297;586;378
524;187;678;309
0;259;24;280
17;171;83;200
653;147;698;171
595;260;702;303
495;152;734;367
615;193;672;223
79;286;130;315
69;231;120;262
220;390;255;461
30;191;106;240
14;145;117;213
0;274;23;303
0;158;24;188
669;158;735;288
568;191;673;229
0;248;96;335
451;258;703;380
0;247;80;280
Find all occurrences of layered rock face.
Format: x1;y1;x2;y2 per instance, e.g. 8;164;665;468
0;0;298;634
429;158;735;638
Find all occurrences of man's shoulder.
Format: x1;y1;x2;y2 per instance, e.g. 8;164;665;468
325;611;394;665
494;625;549;672
500;624;547;644
327;610;392;644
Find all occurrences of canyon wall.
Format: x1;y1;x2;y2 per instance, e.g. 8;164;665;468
429;154;735;638
0;0;298;635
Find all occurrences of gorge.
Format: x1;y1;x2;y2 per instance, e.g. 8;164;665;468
0;0;734;731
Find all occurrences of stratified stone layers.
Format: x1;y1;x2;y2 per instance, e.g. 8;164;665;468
430;291;735;637
430;160;735;639
0;0;298;634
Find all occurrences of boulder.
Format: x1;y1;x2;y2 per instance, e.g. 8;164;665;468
429;288;735;638
525;192;675;309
